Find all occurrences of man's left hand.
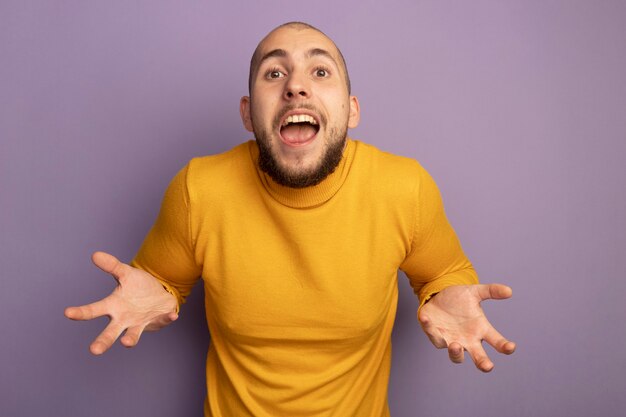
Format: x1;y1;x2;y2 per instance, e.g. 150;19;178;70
418;284;516;372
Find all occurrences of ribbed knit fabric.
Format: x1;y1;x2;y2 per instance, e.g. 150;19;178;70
132;138;478;417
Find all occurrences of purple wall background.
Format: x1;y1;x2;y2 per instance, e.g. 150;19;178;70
2;1;625;416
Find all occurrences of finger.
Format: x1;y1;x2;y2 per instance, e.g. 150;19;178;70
64;300;108;321
476;283;513;301
145;312;179;332
91;251;130;281
90;322;125;355
448;342;464;364
466;343;494;373
483;327;516;355
120;326;144;348
417;309;447;348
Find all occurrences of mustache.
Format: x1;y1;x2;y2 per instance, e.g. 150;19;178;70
272;104;326;129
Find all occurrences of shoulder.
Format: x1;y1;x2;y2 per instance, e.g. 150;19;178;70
351;139;429;192
186;141;252;179
179;141;257;201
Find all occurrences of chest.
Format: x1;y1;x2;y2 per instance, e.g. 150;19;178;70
197;197;409;341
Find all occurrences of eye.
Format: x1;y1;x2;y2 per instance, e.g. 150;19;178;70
266;68;285;79
314;67;330;78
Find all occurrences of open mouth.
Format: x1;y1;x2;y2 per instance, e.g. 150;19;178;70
279;113;321;146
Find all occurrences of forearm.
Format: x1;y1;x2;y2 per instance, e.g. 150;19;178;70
130;163;201;308
399;163;479;308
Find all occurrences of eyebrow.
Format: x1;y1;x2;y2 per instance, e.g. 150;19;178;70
259;48;287;65
307;48;339;67
258;47;339;68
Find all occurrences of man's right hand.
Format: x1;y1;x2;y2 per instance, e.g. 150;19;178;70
64;251;178;355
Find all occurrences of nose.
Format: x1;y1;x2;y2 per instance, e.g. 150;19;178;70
283;72;310;100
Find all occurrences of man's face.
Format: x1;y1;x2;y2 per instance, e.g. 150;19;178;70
240;26;360;188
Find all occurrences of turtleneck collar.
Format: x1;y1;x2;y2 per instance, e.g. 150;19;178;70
248;139;356;209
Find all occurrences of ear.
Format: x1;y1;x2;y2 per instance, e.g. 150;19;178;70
347;95;360;129
240;96;254;132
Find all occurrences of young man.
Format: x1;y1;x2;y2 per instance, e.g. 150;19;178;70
66;22;515;417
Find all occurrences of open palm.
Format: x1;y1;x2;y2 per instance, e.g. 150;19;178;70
418;284;516;372
65;251;178;355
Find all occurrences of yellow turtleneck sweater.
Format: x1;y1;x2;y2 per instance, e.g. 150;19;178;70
131;138;478;417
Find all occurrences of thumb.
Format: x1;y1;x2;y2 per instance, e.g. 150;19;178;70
91;251;128;281
476;283;513;301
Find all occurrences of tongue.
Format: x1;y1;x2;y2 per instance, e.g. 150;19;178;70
280;124;317;144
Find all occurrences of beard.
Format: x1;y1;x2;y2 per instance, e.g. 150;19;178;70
252;106;348;189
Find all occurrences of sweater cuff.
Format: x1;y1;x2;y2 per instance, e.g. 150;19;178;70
417;268;479;310
156;279;182;314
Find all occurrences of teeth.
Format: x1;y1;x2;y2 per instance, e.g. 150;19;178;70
282;114;318;126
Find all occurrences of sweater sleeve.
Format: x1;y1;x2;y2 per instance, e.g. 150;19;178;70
130;164;201;309
399;165;479;308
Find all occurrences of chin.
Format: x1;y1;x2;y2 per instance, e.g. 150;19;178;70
255;125;347;189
